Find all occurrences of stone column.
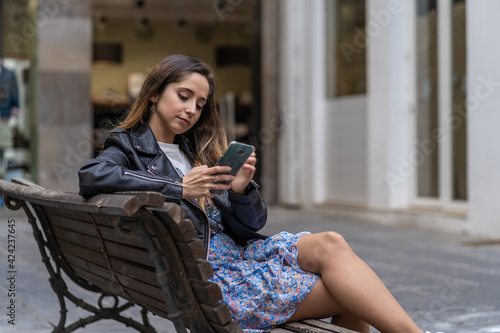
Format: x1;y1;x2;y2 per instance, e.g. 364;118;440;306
260;0;280;204
37;0;92;191
366;0;411;208
276;0;326;207
467;0;500;238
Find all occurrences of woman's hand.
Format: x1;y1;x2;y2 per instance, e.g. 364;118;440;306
181;165;235;199
230;152;257;195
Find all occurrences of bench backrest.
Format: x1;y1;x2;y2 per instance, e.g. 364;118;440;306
0;178;241;333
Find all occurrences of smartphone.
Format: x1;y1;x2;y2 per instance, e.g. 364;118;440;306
210;141;255;194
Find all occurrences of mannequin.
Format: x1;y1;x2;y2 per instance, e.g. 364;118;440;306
0;59;20;120
0;58;20;167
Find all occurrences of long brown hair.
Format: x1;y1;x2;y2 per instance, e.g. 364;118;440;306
118;54;227;167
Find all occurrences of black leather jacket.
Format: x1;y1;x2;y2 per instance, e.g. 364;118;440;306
78;124;268;255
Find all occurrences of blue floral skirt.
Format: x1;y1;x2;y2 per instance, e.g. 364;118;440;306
208;231;319;332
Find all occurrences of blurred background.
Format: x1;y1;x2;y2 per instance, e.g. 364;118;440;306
1;0;499;240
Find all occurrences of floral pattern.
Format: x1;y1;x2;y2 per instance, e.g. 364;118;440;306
208;231;319;332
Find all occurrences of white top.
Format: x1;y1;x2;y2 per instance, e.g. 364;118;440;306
157;142;192;177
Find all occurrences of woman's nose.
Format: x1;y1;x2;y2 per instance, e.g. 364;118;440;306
185;101;197;114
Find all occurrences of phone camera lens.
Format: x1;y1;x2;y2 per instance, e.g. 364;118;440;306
237;149;245;155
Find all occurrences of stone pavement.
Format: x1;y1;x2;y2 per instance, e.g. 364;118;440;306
0;205;499;333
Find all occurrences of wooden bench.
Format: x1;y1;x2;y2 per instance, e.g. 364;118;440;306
0;178;357;333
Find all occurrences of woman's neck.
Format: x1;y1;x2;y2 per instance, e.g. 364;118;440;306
148;120;175;144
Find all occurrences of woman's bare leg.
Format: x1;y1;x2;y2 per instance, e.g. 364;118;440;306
295;232;422;333
288;276;370;333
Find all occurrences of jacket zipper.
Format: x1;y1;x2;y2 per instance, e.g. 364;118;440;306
250;179;260;188
124;171;187;187
206;224;211;259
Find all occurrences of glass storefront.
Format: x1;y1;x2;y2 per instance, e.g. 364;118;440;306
415;0;467;202
416;0;439;198
451;0;467;200
0;0;37;185
326;0;366;98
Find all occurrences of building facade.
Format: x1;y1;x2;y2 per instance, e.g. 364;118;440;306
262;0;500;238
2;0;500;238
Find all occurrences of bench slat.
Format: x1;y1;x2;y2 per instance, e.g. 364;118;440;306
57;239;109;269
51;222;154;266
63;251;113;280
177;240;206;260
125;289;172;315
48;210;173;256
211;320;243;333
68;267;170;318
46;209;147;248
302;319;359;333
70;265;121;292
65;252;167;308
184;259;214;281
52;226;160;275
51;225;102;250
151;203;185;223
190;280;223;304
49;213;98;234
109;258;157;285
53;228;161;277
275;320;357;333
0;180;163;216
200;302;233;326
70;263;174;317
151;210;198;241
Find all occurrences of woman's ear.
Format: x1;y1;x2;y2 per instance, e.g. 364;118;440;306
150;94;159;103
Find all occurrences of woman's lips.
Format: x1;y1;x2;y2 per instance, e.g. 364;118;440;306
179;117;191;126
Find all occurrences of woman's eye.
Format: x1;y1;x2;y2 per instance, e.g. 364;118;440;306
178;93;188;100
196;104;203;111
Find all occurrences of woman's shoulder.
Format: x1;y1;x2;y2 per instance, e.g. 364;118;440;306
102;127;133;149
104;123;155;151
107;127;130;139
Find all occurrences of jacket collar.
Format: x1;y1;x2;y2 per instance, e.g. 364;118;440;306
130;123;195;165
130;123;160;154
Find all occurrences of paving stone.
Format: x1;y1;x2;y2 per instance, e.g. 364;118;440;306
1;206;499;333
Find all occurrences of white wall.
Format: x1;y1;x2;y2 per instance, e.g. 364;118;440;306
325;96;368;205
367;0;411;209
466;0;500;238
278;0;326;207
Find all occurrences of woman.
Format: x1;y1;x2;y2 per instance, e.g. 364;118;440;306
79;54;421;333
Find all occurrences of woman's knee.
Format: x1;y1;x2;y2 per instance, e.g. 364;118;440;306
298;231;352;271
318;231;351;255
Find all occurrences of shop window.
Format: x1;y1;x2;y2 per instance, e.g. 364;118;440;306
416;0;439;198
326;0;366;98
451;0;467;200
1;1;36;184
414;0;467;203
